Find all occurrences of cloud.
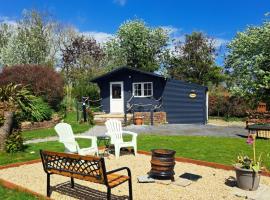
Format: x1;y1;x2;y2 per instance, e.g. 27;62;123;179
114;0;127;6
82;31;114;44
0;16;17;26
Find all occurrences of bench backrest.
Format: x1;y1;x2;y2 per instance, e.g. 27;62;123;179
40;150;107;185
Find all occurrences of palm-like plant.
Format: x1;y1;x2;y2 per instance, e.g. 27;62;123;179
0;83;45;151
0;83;45;121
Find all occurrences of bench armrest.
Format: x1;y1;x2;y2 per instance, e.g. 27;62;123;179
106;167;131;177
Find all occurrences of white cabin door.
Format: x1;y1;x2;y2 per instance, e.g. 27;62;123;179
110;82;124;113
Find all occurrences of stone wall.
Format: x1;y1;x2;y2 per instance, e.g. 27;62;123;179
21;114;61;131
134;112;167;125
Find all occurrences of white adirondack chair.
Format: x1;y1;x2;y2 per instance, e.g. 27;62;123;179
55;123;98;156
105;119;137;158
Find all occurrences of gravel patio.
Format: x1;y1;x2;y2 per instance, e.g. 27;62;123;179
1;153;269;200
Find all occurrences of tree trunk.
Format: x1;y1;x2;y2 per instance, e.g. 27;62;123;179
0;111;13;151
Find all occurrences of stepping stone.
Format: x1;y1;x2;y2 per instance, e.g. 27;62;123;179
172;178;192;187
179;172;202;181
232;184;270;200
155;179;171;185
137;175;155;183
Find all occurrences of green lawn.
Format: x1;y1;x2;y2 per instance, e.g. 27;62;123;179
0;184;39;200
22;112;91;141
1;134;270;199
1;135;270;168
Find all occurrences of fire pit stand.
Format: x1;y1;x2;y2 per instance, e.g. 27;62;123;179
149;149;176;181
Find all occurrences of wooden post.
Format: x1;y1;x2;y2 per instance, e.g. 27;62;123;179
124;111;127;126
150;110;154;126
76;102;79;122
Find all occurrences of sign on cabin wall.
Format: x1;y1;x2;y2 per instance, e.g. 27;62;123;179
189;90;197;99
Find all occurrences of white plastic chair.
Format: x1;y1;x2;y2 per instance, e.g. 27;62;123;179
55;123;98;156
105;119;137;158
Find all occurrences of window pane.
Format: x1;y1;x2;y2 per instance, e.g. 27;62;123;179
134;83;142;96
112;84;121;99
144;83;152;96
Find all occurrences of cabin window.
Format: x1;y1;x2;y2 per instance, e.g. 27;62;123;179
133;82;153;97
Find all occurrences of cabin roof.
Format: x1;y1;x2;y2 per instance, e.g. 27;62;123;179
90;66;164;83
91;66;207;90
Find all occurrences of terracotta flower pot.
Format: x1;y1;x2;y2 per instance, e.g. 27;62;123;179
234;165;261;191
134;117;143;125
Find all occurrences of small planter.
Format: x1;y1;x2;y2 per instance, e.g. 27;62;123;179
234;165;261;191
134;117;143;125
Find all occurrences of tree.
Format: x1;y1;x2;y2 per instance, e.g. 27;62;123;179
225;21;270;103
61;35;105;103
0;10;55;66
62;35;105;83
0;65;64;110
167;32;225;86
105;19;169;72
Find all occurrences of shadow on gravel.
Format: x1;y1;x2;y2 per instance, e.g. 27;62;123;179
53;182;128;200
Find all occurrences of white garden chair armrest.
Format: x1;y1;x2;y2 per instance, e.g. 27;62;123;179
74;136;98;147
122;131;137;143
122;131;137;137
74;135;97;140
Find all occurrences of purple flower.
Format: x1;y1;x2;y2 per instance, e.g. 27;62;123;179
246;134;254;145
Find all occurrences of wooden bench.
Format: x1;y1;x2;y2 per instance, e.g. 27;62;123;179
40;150;133;200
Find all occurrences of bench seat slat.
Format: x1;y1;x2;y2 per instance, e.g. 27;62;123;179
107;174;130;188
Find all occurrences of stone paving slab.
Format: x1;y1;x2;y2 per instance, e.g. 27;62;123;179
232;184;270;200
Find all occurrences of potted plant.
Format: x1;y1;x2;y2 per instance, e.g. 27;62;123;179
134;116;143;125
234;133;263;191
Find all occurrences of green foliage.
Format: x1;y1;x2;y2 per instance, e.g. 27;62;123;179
225;21;270;103
86;108;94;125
0;10;52;66
5;130;24;153
168;32;226;86
73;82;100;102
5;114;23;153
235;134;263;172
105;19;169;72
18;97;52;122
0;83;48;121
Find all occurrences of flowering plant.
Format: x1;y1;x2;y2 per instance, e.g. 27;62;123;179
235;133;263;172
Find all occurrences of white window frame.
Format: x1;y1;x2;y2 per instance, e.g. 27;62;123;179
132;82;153;97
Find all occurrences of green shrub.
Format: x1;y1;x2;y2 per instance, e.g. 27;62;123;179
5;130;24;153
5;115;23;153
87;108;94;125
18;97;52;122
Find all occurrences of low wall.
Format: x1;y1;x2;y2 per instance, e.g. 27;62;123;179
21;115;61;131
134;112;167;124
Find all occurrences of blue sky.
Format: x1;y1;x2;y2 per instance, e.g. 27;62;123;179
0;0;269;64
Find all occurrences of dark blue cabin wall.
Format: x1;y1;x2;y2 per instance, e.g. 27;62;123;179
162;79;207;124
95;69;166;113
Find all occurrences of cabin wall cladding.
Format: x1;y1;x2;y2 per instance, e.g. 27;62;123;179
134;112;167;124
